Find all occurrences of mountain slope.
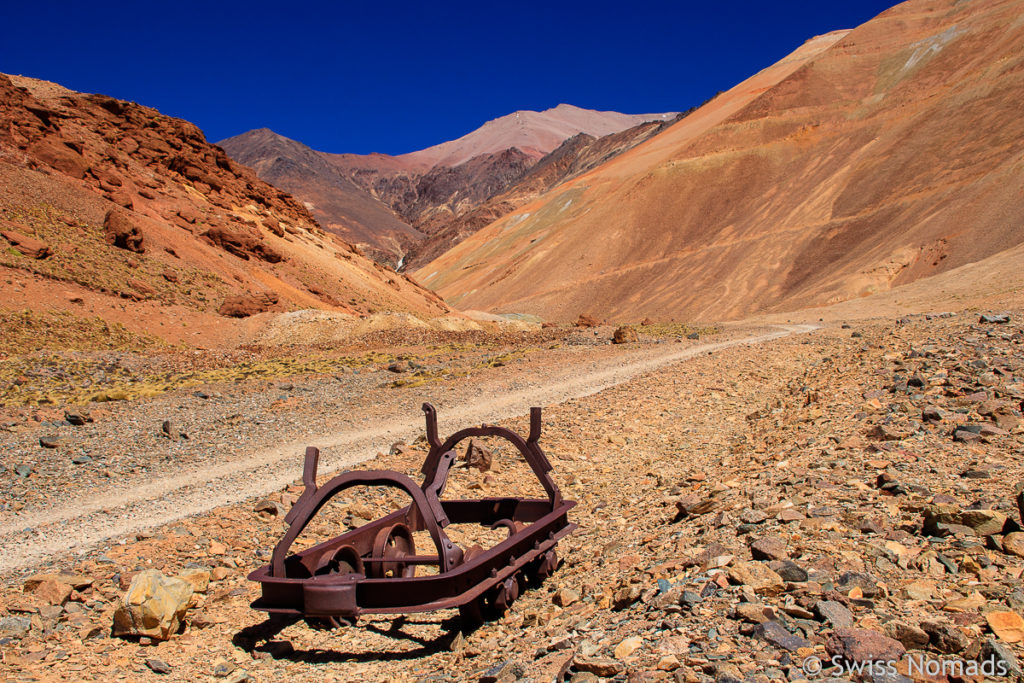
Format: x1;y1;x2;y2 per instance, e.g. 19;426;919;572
0;74;447;349
219;106;676;262
217;128;423;250
417;0;1024;321
406;116;680;267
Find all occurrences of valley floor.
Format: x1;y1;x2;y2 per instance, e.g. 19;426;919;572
0;310;1022;683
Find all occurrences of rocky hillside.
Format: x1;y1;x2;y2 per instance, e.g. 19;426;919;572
215;128;424;254
418;0;1024;322
218;106;676;264
0;74;447;351
409;117;681;268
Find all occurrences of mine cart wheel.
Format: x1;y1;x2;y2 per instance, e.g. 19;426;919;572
539;548;558;580
525;548;558;586
494;574;521;613
314;544;364;577
369;523;416;578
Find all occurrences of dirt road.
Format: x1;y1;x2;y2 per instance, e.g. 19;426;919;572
0;324;815;575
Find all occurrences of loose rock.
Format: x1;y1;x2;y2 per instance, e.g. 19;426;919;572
112;569;193;641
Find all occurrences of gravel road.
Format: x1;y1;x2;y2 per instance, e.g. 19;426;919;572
0;324;814;575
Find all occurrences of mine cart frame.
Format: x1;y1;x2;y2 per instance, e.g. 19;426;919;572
248;403;576;623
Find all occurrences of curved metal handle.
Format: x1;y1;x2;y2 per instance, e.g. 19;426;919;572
270;467;461;577
419;403;562;511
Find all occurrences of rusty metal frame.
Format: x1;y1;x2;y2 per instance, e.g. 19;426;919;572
248;403;576;621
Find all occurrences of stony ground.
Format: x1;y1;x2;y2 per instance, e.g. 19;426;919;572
1;311;1022;682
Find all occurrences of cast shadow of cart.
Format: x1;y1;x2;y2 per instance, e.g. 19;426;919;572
232;612;471;665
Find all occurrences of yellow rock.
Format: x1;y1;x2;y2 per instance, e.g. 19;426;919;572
657;655;680;671
987;611;1024;643
177;568;210;594
23;573;93;591
943;590;986;612
112;569;193;641
614;636;642;659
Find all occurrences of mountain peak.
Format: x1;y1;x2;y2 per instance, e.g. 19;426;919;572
400;104;677;168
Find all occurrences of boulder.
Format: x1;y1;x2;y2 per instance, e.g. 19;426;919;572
462;439;493;472
112;569;193;640
217;292;279;318
0;616;31;638
1;226;51;259
28;137;89;178
264;217;284;237
573;657;624;677
176;207;199;225
612;326;638;344
254;499;285;516
1004;532;1024;557
921;619;970;653
750;536;789;561
958;509;1009;536
552;588;579;607
754;620;808;652
23;573;93;591
107;188;135;209
127;278;156;297
964;637;1022;676
203;225;283;263
922;505;1008;537
177;568;210;594
814;600;854;629
575;314;600;328
28;578;72;605
986;611;1024;643
103;208;145;253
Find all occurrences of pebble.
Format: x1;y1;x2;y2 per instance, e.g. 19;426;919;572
727;562;784;595
921;619;970;653
4;311;1024;682
552;588;579;607
212;658;235;677
146;658;172;674
573;657;623;677
613;635;642;659
826;628;906;664
814;600;853;629
883;621;930;649
754;621;807;652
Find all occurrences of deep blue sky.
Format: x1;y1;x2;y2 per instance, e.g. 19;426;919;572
3;1;896;155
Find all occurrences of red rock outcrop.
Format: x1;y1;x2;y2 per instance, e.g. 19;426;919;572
0;73;449;346
0;223;51;259
217;292;280;317
102;209;145;253
201;225;282;263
